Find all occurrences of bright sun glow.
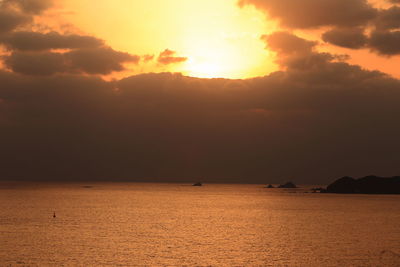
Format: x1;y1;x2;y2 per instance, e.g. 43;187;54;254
186;60;224;79
181;38;242;78
182;39;272;79
63;0;278;79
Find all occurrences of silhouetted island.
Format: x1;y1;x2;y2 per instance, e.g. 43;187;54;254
192;182;202;186
326;175;400;194
278;182;297;188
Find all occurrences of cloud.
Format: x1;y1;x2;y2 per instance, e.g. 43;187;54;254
375;6;400;30
0;31;104;51
3;51;65;75
1;31;400;183
245;1;400;57
0;9;31;33
238;0;377;29
3;47;140;75
3;0;54;14
0;0;54;34
64;47;140;74
368;30;400;55
322;28;368;49
321;6;400;55
158;49;187;65
263;31;341;70
0;2;399;183
142;54;154;62
0;1;139;76
262;32;316;55
0;0;140;76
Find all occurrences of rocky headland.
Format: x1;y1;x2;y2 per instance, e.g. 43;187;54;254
325;175;400;194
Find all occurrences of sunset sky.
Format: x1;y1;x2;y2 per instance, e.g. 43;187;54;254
48;0;277;79
39;0;400;79
1;0;400;183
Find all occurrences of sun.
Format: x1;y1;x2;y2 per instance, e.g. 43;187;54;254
186;60;225;79
181;39;237;79
180;37;274;79
176;23;275;79
171;1;277;79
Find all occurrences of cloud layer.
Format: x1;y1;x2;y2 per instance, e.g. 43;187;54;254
3;47;140;75
0;0;53;33
238;0;377;28
0;31;104;51
240;0;400;56
0;1;399;183
0;0;143;75
1;32;400;183
322;28;368;49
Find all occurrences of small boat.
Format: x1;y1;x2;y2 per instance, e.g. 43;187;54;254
192;182;202;186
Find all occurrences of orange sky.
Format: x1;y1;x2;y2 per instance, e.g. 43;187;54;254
50;0;276;79
35;0;397;79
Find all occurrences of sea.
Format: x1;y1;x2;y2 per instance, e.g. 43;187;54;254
0;182;399;266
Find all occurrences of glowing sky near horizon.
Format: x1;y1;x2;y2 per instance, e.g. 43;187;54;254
2;0;399;79
45;0;398;79
58;0;277;79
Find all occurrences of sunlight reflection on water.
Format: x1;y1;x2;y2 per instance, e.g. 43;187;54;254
0;183;399;266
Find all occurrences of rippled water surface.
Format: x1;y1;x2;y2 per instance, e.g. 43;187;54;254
1;183;399;266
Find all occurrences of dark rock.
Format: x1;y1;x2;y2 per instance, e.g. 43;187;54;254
326;175;400;194
278;182;297;188
265;184;274;188
326;176;357;193
192;182;202;186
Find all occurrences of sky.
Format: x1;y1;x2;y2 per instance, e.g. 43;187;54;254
0;0;400;184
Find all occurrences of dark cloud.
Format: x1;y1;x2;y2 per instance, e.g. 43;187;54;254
322;28;368;49
262;32;316;55
375;6;400;30
3;51;65;75
368;30;400;55
64;47;140;75
0;33;399;183
0;9;31;33
321;7;400;55
238;0;377;29
0;0;54;34
246;1;400;57
263;31;341;70
0;1;399;183
158;49;187;65
0;1;139;75
3;0;53;14
0;31;104;51
3;47;140;75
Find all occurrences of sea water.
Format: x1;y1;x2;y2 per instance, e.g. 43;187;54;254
1;183;399;266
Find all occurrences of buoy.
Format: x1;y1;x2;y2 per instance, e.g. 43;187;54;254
53;212;56;218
